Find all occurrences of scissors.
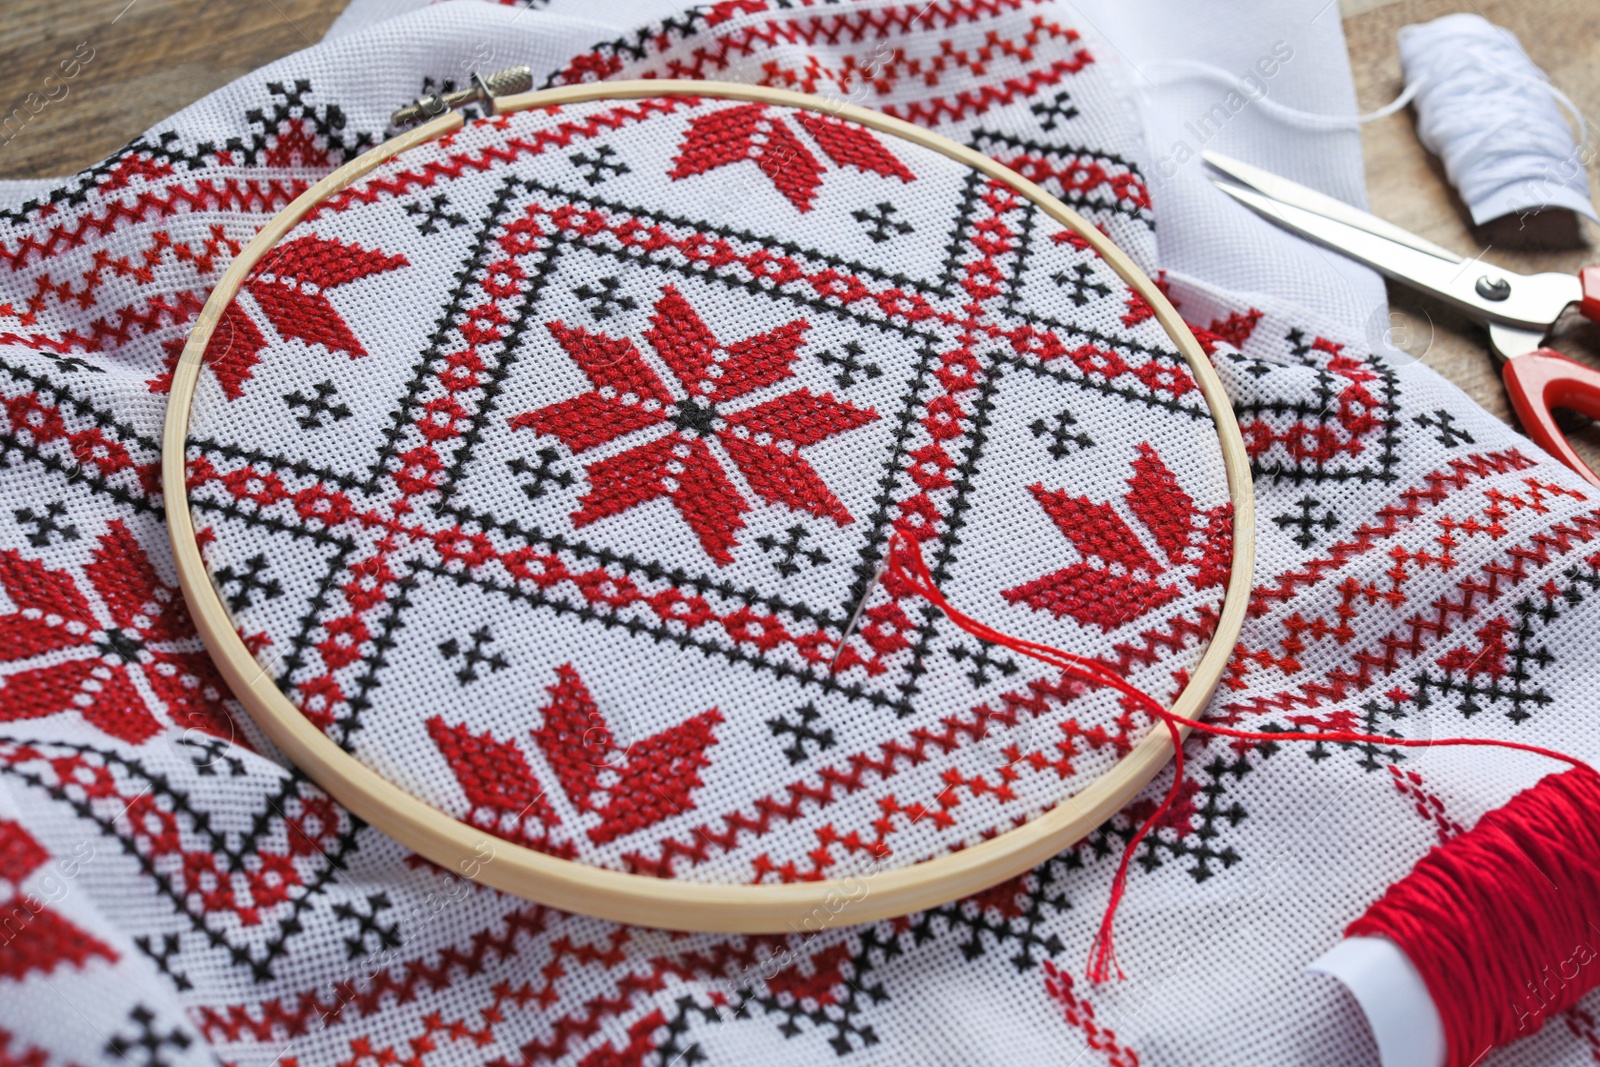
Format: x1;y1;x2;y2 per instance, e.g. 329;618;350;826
1204;151;1600;487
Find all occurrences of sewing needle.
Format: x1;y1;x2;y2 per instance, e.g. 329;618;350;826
828;557;889;674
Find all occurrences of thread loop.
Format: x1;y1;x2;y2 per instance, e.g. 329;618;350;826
883;531;1594;996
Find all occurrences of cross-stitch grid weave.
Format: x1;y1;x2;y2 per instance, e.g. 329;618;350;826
182;90;1228;886
3;3;1599;1065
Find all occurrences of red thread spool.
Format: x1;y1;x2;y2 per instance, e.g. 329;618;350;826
1348;767;1600;1067
884;531;1600;1063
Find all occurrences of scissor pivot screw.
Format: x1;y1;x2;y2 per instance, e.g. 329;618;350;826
1475;275;1512;301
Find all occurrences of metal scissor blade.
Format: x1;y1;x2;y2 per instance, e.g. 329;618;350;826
1203;151;1464;263
1210;179;1576;333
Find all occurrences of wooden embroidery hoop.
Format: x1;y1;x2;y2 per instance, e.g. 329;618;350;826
161;79;1256;933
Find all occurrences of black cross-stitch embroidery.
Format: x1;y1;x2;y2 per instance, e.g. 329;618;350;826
439;626;510;685
14;502;78;547
214;554;283;611
1028;408;1093;460
404;193;468;235
766;703;836;764
1272;497;1338;549
756;525;830;577
852;201;913;243
570;145;630;185
284;380;352;430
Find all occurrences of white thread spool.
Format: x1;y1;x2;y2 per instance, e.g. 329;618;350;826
1398;13;1596;226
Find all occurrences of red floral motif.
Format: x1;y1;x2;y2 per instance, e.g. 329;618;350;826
512;285;878;563
429;664;722;847
1003;444;1230;631
532;664;723;845
156;234;407;399
424;716;571;856
0;521;234;745
668;103;914;212
0;819;116;982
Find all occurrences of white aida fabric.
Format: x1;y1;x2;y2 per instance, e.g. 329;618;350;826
2;3;1600;1067
183;91;1228;885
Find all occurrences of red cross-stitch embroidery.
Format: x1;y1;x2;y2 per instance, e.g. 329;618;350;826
0;818;115;982
429;663;723;847
668;102;914;212
512;285;878;563
1041;960;1140;1067
153;234;407;399
0;521;233;745
1004;444;1231;630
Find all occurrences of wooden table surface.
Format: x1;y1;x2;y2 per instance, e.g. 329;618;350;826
1347;0;1600;470
4;0;1597;468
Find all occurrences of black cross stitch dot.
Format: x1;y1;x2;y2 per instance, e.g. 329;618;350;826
669;396;721;438
104;1005;191;1067
54;353;104;374
1027;408;1093;460
949;643;1019;687
1051;262;1111;307
177;734;247;778
508;447;576;500
569;145;630;185
134;933;193;992
655;999;713;1065
1030;90;1079;131
767;703;836;764
851;201;913;243
332;892;402;960
403;193;467;235
1225;349;1277;380
1339;694;1412;771
816;340;883;389
1271;496;1338;549
96;627;146;665
572;275;638;320
14;502;78;546
756;525;830;577
439;626;509;685
214;554;284;611
283;380;351;430
1285;327;1315;360
1414;408;1475;447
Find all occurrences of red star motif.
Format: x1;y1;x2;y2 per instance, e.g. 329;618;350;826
154;235;407;399
512;285;878;564
0;818;116;981
428;663;722;847
0;521;235;744
1003;444;1230;631
669;103;915;212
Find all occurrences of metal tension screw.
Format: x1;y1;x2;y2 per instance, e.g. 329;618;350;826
1475;274;1512;302
391;65;534;127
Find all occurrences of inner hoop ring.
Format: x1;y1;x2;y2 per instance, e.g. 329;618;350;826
161;79;1256;933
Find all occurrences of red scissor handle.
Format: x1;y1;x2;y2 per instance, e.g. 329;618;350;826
1581;265;1600;323
1502;348;1600;488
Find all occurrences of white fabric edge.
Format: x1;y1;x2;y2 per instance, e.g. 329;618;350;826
1307;936;1447;1067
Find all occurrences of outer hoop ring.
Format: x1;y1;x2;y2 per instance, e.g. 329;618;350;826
162;80;1256;933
